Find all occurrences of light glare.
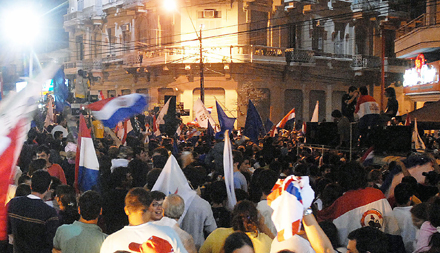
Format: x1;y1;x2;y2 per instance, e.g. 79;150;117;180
163;0;177;11
2;8;43;45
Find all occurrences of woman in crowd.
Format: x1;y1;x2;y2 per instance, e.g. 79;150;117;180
200;200;272;253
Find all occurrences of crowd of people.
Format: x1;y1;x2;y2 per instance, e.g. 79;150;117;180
2;87;440;253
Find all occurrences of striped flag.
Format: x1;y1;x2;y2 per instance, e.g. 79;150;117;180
267;176;314;242
0;64;59;240
316;187;399;246
75;114;100;192
152;155;197;223
270;108;295;137
223;130;237;211
88;93;148;129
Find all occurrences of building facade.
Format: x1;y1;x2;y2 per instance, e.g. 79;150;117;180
63;0;413;126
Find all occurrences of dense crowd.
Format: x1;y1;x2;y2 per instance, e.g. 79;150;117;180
3;92;440;253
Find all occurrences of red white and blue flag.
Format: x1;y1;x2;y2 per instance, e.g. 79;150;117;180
267;176;314;242
271;108;295;136
88;93;148;129
0;64;59;240
75;114;100;192
276;108;296;129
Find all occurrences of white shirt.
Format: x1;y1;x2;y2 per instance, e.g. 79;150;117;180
100;222;188;253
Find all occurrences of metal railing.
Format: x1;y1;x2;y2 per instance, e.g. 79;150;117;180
396;14;426;38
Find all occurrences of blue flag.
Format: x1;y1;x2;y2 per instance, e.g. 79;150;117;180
216;101;236;132
265;118;274;134
243;100;265;143
53;67;69;112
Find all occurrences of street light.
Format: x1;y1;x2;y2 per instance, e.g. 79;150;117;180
1;6;44;79
1;8;43;46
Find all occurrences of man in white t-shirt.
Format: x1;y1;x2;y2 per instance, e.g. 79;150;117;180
100;187;187;253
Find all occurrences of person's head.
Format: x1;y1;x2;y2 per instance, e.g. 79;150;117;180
428;197;440;228
394;182;413;206
410;202;430;229
54;131;64;140
163;194;184;220
223;232;255;253
118;146;134;160
384;87;396;98
331;110;343;119
124;187;153;225
347;226;388;253
17;174;31;185
210;180;228;204
15;183;31;197
133;146;148;162
232;200;259;234
110;167;133;189
348;86;357;96
233;150;244;168
28;159;47;176
31;170;52;195
78;190;102;221
36;145;51;163
55;185;77;211
258;169;278;197
359;86;368;96
148;191;166;221
145;168;162;190
338;161;367;192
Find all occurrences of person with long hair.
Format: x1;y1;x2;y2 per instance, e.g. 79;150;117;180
200;200;272;253
222;232;255;253
414;197;440;253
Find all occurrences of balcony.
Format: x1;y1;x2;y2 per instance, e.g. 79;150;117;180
123;0;145;9
64;59;103;75
351;54;412;71
125;45;291;67
395;13;440;58
63;12;83;29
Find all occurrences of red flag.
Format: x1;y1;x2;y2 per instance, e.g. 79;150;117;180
0;120;26;240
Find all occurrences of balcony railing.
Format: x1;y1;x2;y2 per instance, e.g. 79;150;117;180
351;54;412;68
396;14;427;38
125;45;306;66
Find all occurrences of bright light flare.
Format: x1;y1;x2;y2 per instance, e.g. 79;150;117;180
2;8;43;45
163;0;178;11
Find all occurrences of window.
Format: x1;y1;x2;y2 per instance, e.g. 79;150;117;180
312;20;324;52
197;9;221;18
76;35;84;60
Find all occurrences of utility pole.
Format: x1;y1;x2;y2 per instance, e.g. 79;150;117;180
199;26;204;103
380;23;385;112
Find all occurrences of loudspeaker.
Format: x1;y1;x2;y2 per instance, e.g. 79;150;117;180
305;122;338;146
371;126;412;153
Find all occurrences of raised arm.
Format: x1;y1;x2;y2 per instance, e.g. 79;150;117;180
302;211;334;253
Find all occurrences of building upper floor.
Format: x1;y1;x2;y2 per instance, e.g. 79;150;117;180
63;0;413;74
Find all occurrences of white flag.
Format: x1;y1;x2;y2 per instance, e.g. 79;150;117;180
155;98;171;136
223;130;237;211
152;155;197;223
193;98;216;129
311;100;319;122
412;118;426;152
